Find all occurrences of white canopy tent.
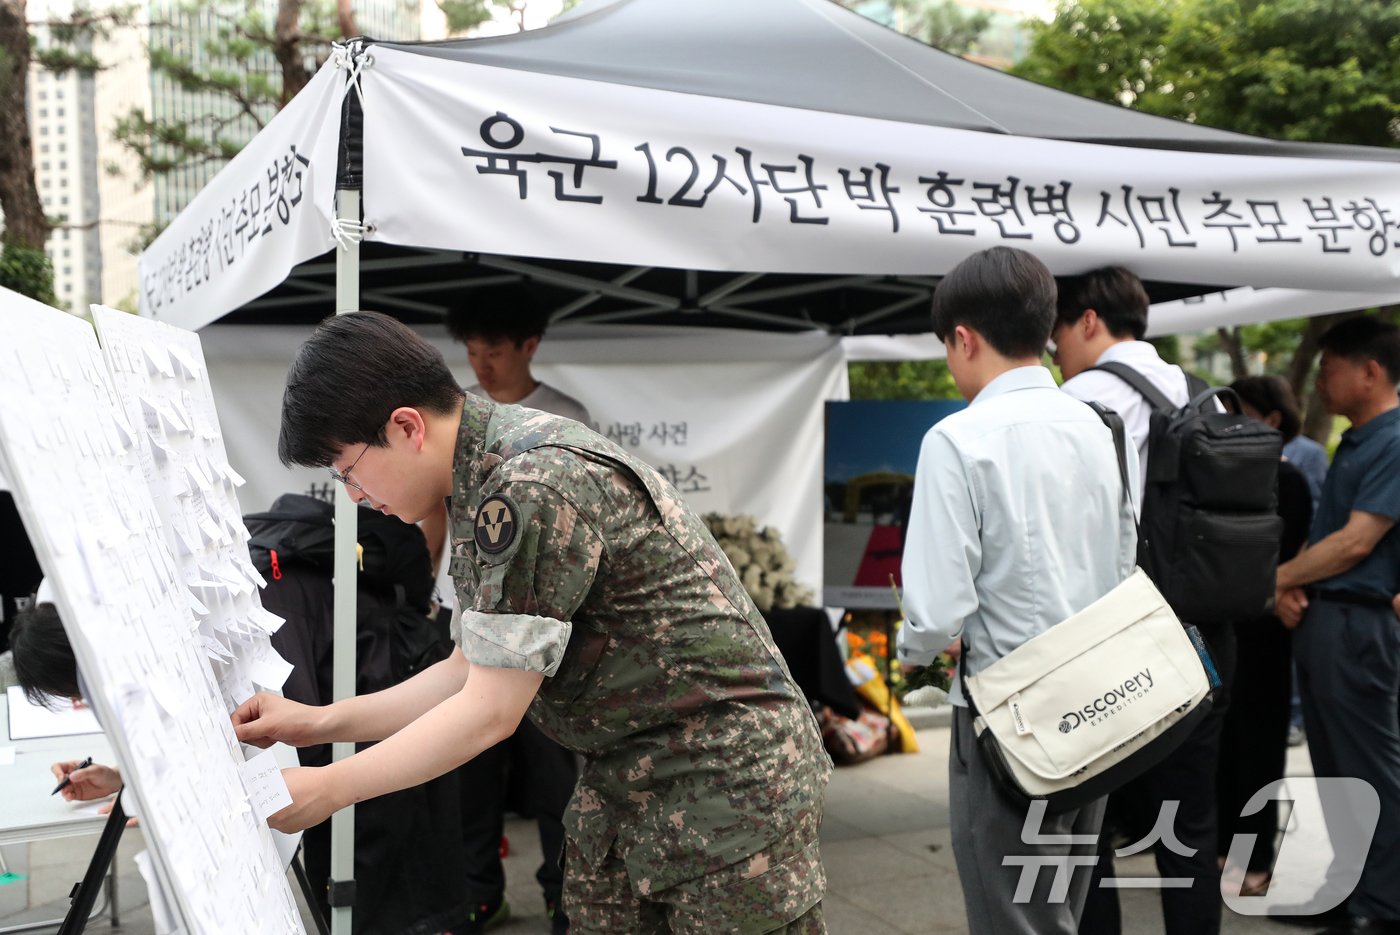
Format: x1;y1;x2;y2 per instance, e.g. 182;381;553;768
136;1;1400;929
140;0;1400;336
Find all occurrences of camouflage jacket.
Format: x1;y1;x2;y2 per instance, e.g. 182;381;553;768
447;395;830;894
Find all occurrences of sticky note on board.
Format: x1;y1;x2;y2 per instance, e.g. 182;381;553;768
138;395;162;433
109;411;136;449
242;559;267;590
198;516;224;545
144;344;174;377
159;401;189;435
249;608;286;635
148;435;175;463
202;635;235;662
185;588;210;616
186;461;213;493
168;346;201;380
173;522;200;557
249;643;295;691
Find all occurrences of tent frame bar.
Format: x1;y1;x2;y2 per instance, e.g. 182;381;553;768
329;190;361;935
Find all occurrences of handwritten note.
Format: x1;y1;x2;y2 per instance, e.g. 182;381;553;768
241;750;293;823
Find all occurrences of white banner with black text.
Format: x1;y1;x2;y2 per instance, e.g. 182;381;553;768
138;64;346;328
361;48;1400;293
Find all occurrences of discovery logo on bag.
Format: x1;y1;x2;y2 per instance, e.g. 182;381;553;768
1058;670;1154;733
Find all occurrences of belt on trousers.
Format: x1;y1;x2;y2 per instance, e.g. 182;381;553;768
1311;588;1395;610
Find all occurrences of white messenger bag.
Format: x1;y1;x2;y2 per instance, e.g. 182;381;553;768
963;569;1218;814
962;404;1220;814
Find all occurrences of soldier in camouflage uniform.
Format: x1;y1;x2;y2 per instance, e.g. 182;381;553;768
234;312;831;934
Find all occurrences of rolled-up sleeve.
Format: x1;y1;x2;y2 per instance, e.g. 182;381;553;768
897;427;982;667
456;608;574;677
454;481;604;677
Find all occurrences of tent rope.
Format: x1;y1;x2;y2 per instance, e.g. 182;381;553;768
331;217;372;250
330;39;374;105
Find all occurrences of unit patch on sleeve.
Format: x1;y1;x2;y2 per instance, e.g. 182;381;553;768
474;494;519;557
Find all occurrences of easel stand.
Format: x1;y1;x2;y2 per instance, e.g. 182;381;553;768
56;795;125;935
291;854;330;935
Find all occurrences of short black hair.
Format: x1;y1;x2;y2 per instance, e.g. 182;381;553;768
1318;315;1400;385
279;311;465;468
1230;374;1302;440
931;246;1057;359
10;603;81;707
1055;267;1150;340
445;284;549;346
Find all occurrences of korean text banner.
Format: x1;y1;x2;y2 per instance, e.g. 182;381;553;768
138;63;347;326
361;48;1400;292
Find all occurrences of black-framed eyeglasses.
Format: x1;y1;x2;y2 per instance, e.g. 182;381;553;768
327;443;370;492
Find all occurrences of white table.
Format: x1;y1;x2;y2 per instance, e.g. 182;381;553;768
0;696;118;933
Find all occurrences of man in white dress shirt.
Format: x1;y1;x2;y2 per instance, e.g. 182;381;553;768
898;247;1137;935
1053;267;1229;935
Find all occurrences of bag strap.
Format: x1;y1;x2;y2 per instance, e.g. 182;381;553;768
960;401;1137;713
1096;361;1233;417
1086;402;1134;516
1191;384;1241;416
1087;401;1142;588
1091;361;1176;413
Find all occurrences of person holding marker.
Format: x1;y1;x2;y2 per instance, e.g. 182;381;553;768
51;755;102;797
9;599;125;815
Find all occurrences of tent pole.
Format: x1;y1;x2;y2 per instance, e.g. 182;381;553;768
329;186;361;935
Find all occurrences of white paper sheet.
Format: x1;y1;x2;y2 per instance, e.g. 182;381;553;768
241;750;294;823
5;686;103;740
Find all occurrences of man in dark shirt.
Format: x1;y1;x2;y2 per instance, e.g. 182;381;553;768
1275;316;1400;935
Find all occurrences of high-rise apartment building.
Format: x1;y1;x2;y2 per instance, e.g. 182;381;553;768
28;0;107;314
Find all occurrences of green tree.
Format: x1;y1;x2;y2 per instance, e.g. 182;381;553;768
903;1;992;55
1167;0;1400;146
838;0;991;56
435;0;577;36
0;0;51;279
848;360;959;400
113;0;345;200
1012;0;1400;439
1010;0;1180;112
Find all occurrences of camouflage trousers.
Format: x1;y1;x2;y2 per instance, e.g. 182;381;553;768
564;833;827;934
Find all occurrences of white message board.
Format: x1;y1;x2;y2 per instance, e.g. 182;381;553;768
91;307;291;710
0;290;303;934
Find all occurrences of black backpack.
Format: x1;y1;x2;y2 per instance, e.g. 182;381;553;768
245;494;452;683
1092;362;1284;624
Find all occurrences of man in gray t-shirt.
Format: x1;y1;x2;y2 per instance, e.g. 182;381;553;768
442;299;588;933
447;300;591;427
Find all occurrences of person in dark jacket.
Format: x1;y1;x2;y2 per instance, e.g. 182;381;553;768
247;493;470;935
1215;377;1314;896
